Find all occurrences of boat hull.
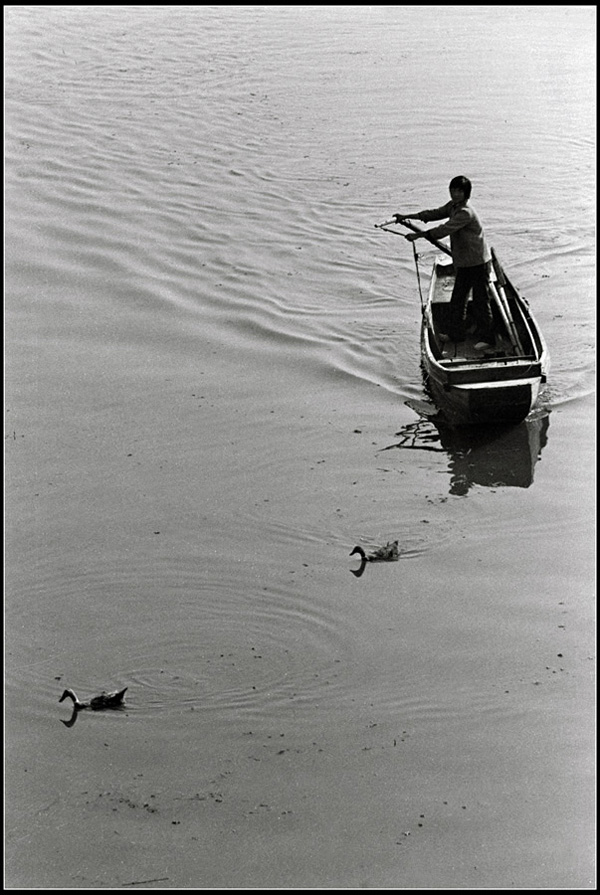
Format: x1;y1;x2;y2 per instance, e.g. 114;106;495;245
423;353;540;425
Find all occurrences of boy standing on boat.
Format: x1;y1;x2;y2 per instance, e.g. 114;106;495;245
394;176;494;348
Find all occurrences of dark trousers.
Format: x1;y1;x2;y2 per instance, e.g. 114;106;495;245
448;263;494;342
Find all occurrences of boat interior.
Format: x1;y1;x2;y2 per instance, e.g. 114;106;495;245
428;262;536;363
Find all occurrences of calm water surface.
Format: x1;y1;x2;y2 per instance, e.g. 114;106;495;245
5;6;595;889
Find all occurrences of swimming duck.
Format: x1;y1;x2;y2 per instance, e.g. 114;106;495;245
349;541;400;563
59;687;128;711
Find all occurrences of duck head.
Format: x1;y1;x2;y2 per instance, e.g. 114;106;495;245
59;689;85;710
349;546;367;561
349;546;368;577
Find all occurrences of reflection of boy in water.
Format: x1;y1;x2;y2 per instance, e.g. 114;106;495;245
394;175;494;347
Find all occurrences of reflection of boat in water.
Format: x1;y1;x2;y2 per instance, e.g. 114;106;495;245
383;412;549;496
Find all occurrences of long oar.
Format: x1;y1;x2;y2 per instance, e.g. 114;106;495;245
375;219;448;352
490;249;524;354
487;278;520;354
375;218;452;257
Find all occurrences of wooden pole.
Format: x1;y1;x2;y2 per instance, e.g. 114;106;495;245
490;249;524;354
375;219;452;257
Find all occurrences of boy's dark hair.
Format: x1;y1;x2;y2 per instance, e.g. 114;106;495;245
449;175;472;200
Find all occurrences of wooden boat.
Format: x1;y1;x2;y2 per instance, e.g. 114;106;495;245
420;252;549;426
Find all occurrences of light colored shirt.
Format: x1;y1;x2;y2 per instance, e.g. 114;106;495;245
419;200;491;268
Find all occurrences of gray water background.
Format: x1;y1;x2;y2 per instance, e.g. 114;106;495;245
5;6;595;888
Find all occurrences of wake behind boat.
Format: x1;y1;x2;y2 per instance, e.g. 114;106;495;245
376;220;549;426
